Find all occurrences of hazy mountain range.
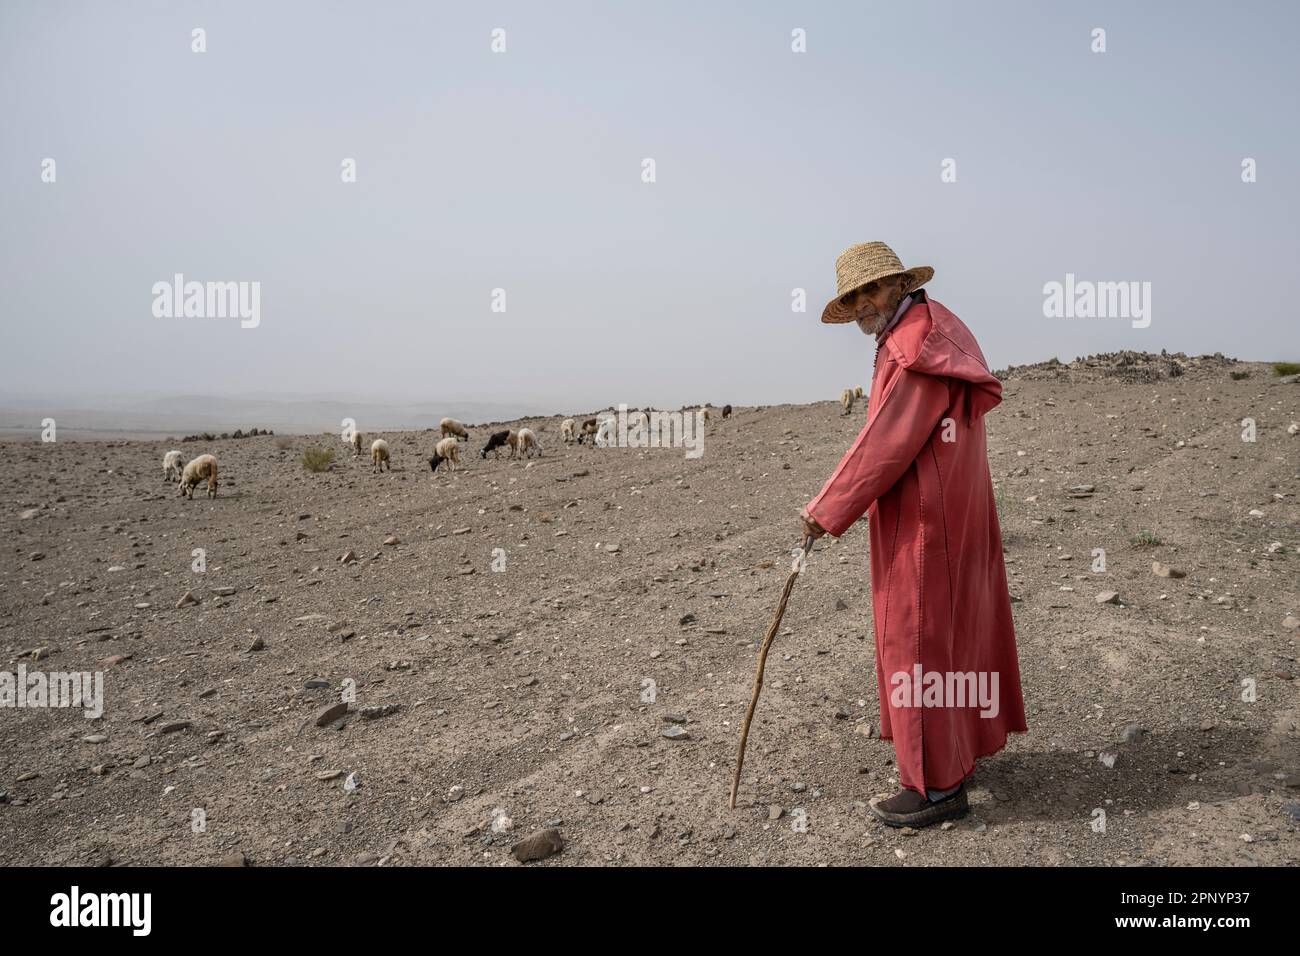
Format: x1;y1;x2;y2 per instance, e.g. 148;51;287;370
0;392;563;439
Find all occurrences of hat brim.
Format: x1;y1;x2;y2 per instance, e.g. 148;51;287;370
820;266;934;324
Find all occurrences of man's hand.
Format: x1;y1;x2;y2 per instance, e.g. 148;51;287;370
800;510;827;542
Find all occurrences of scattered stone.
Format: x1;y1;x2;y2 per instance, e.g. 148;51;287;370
1119;722;1147;743
768;805;784;820
340;549;358;564
247;636;265;653
211;587;236;597
219;851;247;867
159;721;192;734
1151;562;1185;579
176;590;200;608
383;535;400;546
661;725;690;741
511;828;564;863
1095;591;1121;605
314;702;349;727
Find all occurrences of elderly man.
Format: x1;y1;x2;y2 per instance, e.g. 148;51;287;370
801;242;1027;829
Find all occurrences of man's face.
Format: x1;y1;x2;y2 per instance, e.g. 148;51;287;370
848;275;907;335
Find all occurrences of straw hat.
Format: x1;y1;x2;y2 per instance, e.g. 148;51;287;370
820;242;934;324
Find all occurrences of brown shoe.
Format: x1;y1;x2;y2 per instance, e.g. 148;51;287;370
868;784;969;829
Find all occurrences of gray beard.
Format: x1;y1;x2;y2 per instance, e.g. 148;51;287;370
856;313;888;336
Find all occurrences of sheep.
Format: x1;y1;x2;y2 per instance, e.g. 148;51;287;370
177;454;218;499
351;431;363;457
429;436;462;472
439;417;470;441
577;417;598;444
371;439;391;473
841;388;855;416
722;404;733;419
162;450;185;483
481;429;513;459
701;406;712;423
594;416;616;448
561;418;576;443
516;427;541;458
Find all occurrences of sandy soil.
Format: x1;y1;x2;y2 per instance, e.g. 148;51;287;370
2;353;1297;866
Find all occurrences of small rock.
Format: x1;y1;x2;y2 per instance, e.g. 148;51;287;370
314;702;349;727
1151;562;1185;579
661;725;690;741
511;828;565;863
176;590;200;608
1095;591;1121;605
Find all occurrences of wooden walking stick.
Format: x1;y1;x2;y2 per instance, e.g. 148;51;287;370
729;533;816;809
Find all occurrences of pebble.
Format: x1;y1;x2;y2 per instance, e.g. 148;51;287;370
661;725;689;740
176;590;200;608
313;702;349;727
511;828;564;863
1095;591;1121;605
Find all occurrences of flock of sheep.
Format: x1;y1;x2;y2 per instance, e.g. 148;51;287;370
158;395;875;500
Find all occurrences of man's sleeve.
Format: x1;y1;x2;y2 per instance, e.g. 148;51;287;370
805;368;951;537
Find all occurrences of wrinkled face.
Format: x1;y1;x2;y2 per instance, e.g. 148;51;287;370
847;274;907;335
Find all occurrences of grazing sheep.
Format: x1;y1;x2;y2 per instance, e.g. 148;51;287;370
481;429;512;459
371;439;391;473
177;454;218;499
722;404;733;419
701;406;713;423
430;436;462;472
841;388;855;416
516;427;541;458
577;417;598;444
439;417;470;441
561;418;576;443
351;431;363;457
854;385;865;399
594;416;616;448
162;450;185;483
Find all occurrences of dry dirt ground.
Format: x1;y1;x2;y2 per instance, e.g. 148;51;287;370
2;353;1297;867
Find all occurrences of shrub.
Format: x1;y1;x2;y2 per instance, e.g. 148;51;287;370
1272;362;1300;376
301;447;335;472
1132;530;1162;548
274;437;294;450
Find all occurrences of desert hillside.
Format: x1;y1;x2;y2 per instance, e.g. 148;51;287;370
1;353;1297;866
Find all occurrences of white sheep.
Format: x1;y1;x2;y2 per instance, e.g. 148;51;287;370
439;417;470;441
854;385;865;399
561;418;576;443
162;450;185;483
594;416;617;448
177;454;218;499
429;436;462;473
841;388;855;416
371;439;391;473
351;431;363;457
517;427;541;458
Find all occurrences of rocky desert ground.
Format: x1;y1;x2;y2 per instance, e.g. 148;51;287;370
1;351;1297;866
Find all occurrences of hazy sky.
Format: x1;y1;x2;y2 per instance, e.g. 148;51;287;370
3;0;1297;414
